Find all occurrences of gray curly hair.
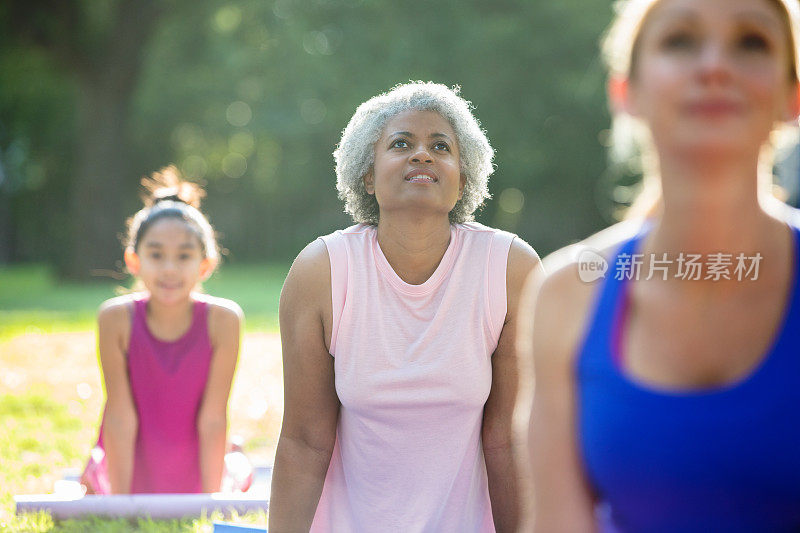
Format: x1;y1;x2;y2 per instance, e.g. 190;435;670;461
334;81;495;224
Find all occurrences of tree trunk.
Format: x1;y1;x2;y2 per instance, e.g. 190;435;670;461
63;78;134;279
0;176;10;264
59;0;161;280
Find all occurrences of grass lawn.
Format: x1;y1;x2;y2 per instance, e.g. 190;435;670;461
0;263;289;532
4;510;270;532
0;263;288;340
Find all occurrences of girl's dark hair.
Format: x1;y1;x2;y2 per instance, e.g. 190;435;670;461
125;166;220;265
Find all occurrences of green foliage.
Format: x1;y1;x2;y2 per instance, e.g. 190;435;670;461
1;0;620;270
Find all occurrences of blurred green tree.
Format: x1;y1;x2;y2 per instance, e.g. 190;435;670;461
1;0;617;278
1;0;168;278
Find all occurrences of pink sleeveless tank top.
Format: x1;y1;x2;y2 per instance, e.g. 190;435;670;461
98;296;213;493
311;222;515;532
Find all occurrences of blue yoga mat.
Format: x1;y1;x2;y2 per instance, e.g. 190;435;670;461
212;522;267;533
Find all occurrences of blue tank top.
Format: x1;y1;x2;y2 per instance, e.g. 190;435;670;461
578;223;800;532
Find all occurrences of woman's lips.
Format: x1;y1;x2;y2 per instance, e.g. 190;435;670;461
404;169;438;183
685;100;743;116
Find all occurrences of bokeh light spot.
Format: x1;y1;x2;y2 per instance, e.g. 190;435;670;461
214;6;242;33
76;383;92;400
273;0;292;19
222;153;248;178
303;31;332;55
226;101;252;127
498;188;525;214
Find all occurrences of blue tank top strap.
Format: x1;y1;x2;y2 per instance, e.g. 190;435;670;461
577;227;650;376
768;222;800;373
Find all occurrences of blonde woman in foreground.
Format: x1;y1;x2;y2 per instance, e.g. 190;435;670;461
525;0;800;531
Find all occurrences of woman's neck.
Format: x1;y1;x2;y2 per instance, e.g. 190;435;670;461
650;150;779;256
376;213;452;285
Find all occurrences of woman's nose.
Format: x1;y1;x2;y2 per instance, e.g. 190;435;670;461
410;147;433;163
697;43;733;84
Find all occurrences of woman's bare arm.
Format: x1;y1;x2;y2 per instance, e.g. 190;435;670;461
269;239;340;533
522;221;641;531
482;239;541;533
527;264;600;532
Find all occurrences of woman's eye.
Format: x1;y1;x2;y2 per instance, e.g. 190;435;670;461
151;253;162;260
662;31;696;50
739;33;769;52
433;142;450;151
391;139;409;149
180;254;191;261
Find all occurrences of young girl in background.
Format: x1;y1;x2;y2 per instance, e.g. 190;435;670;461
83;166;243;494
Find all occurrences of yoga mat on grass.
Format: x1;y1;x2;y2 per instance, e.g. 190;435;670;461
213;522;267;532
15;493;269;520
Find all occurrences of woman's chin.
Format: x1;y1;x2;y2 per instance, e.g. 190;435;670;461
378;201;456;219
672;137;760;159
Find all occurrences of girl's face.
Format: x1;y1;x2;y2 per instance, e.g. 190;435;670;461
624;0;799;158
125;218;212;306
365;109;464;220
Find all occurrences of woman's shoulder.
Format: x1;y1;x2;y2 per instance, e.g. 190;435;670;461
532;220;642;359
296;224;376;276
456;221;524;258
282;237;333;309
314;223;374;256
455;220;512;236
543;218;642;277
319;223;374;240
292;237;332;275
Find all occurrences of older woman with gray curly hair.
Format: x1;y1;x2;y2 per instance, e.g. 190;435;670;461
269;82;541;533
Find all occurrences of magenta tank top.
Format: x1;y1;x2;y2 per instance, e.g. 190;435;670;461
99;296;213;493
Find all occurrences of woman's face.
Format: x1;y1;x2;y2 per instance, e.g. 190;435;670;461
365;109;463;220
626;0;798;158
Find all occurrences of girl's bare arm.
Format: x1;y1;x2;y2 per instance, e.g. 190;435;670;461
198;299;242;492
97;299;137;494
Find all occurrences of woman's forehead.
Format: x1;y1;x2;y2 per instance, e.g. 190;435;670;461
644;0;786;32
381;109;456;137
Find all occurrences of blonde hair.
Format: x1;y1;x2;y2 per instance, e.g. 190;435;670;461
601;0;800;219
